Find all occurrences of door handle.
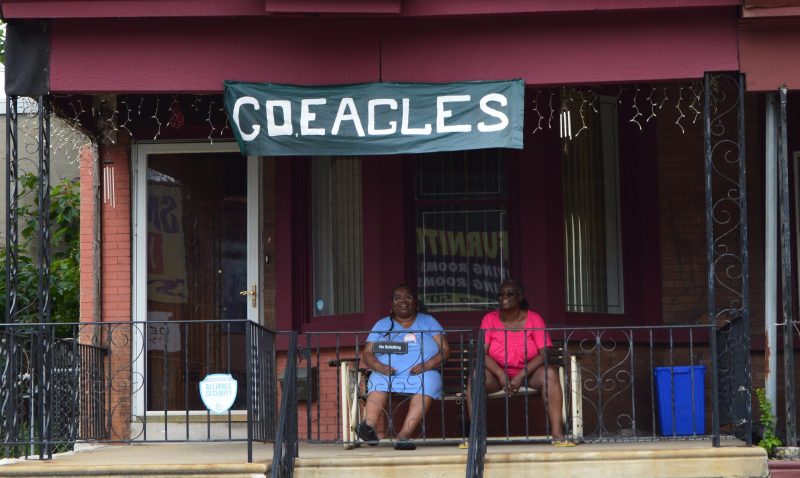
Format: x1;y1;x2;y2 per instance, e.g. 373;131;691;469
239;284;257;308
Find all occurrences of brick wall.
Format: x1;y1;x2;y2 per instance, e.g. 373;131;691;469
79;133;134;440
79;143;96;323
657;90;764;332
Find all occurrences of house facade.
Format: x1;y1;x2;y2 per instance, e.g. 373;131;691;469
1;0;798;463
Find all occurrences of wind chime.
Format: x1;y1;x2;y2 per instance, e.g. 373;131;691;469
103;160;116;208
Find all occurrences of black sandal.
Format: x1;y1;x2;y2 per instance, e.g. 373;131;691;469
394;438;416;450
356;422;379;446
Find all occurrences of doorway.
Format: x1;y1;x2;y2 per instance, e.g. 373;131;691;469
132;142;263;413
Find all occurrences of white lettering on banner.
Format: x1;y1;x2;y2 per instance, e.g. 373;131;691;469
266;100;293;136
233;93;511;141
332;98;366;137
436;95;472;133
232;96;260;141
401;98;433;135
300;98;327;136
478;93;509;132
368;99;398;135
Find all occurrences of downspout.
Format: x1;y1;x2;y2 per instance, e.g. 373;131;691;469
765;92;778;408
93;142;102;323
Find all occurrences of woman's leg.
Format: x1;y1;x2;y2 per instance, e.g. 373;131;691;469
529;365;565;439
398;394;433;439
363;391;389;428
466;365;502;420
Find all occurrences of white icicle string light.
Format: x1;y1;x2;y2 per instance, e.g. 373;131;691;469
587;88;599;114
573;89;588;139
646;85;658;123
531;89;544;135
689;82;703;124
207;99;217;144
675;86;686;134
659;87;669;111
43;83;708;152
151;97;162;140
219;104;230;136
629;84;642;131
119;95;133;137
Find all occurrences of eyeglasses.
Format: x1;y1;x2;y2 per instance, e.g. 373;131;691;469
497;291;517;298
392;294;414;303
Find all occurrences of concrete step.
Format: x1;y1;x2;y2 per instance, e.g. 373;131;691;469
293;446;769;478
0;463;269;478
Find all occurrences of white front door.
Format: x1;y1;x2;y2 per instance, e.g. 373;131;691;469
132;141;261;415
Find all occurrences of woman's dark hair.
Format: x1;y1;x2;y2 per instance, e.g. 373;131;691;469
500;278;530;310
390;283;416;300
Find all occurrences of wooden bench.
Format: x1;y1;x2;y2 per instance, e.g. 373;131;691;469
332;339;583;448
439;339;583;437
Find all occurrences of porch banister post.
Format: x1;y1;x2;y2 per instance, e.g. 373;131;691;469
703;78;718;445
778;86;797;447
765;93;778;409
6;96;19;324
245;322;253;463
737;73;752;447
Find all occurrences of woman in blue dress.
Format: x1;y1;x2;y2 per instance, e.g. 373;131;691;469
357;284;450;450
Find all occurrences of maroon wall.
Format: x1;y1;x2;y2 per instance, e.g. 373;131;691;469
47;9;738;93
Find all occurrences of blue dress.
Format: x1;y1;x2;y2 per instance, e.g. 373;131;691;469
366;313;444;399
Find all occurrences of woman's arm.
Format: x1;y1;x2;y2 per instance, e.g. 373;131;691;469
410;333;451;374
483;354;511;391
361;342;395;376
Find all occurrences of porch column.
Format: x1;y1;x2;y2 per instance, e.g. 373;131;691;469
764;93;778;411
778;86;797;447
704;72;752;446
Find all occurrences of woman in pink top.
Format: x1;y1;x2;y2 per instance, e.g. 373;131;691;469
469;279;569;444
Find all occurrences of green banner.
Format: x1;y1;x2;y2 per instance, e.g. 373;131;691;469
223;80;524;156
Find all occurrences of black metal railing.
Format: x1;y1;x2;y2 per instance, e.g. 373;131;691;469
0;320;278;462
299;329;474;446
466;330;486;478
247;321;278;446
272;332;298;478
293;324;732;453
0;319;748;472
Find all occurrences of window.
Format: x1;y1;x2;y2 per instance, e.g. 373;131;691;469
415;150;508;312
562;95;624;314
311;157;363;316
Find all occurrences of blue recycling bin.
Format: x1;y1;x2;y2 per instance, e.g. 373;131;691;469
653;365;706;436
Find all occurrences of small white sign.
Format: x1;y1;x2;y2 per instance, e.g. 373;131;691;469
199;373;238;413
146;312;181;352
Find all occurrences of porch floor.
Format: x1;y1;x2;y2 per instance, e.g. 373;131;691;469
0;439;768;478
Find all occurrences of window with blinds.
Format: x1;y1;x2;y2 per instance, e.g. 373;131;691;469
311;157;363;316
562;95;624;314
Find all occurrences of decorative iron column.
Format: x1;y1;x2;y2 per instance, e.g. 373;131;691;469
2;96;21;456
37;95;54;459
5;96;20;325
704;72;751;446
778;86;797;447
37;95;52;325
